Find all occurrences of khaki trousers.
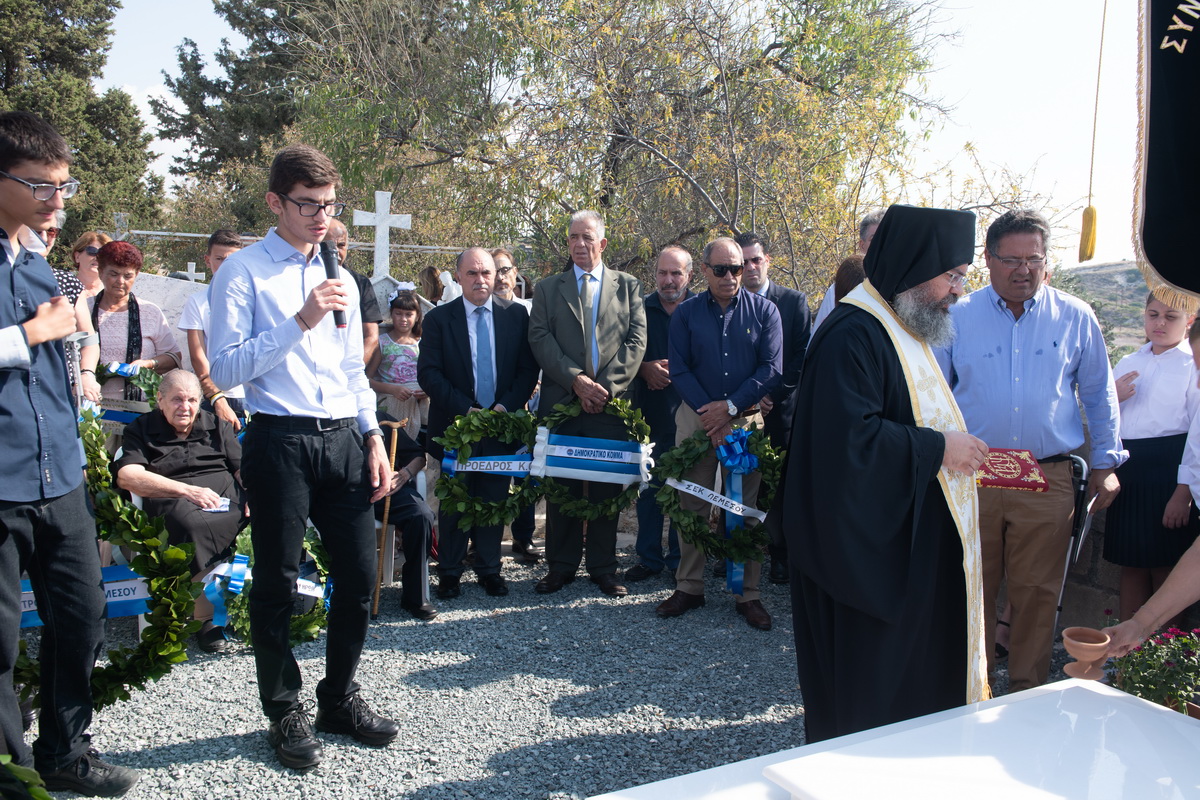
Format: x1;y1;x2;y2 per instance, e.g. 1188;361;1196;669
673;405;763;601
979;460;1075;692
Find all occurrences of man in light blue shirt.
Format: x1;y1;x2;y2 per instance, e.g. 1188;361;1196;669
939;209;1125;693
208;144;402;770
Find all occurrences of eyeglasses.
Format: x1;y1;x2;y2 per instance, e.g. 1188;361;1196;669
989;251;1046;269
706;263;743;278
44;228;60;237
0;170;81;201
496;266;514;275
744;255;766;266
84;245;101;255
278;193;346;218
944;271;968;288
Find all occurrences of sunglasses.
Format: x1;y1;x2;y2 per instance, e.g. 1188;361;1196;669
707;263;743;278
84;245;101;255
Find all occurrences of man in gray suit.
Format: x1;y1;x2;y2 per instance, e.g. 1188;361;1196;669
528;210;647;597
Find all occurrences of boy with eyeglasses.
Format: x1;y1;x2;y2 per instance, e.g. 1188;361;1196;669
0;111;139;796
207;144;403;770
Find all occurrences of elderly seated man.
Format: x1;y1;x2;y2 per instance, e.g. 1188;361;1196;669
113;370;247;653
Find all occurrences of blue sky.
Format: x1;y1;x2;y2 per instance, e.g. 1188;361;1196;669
98;0;1137;267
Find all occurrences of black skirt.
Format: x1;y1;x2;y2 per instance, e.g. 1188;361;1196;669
1103;434;1200;568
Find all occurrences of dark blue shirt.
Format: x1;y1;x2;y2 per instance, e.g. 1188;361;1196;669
0;230;84;501
633;290;689;437
668;289;782;414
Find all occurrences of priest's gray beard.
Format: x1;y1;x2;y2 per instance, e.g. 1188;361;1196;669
893;285;957;347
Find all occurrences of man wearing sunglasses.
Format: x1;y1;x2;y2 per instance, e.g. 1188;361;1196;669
939;209;1124;695
657;237;782;631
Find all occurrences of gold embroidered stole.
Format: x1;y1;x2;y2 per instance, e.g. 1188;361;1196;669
843;279;990;704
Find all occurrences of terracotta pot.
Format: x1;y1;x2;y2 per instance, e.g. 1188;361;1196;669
1062;626;1111;681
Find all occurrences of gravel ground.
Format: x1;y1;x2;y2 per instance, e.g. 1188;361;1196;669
29;547;805;800
23;524;1078;800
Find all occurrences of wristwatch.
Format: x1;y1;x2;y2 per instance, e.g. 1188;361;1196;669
726;399;738;418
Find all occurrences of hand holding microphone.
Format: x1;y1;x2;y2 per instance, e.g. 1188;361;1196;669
319;240;348;329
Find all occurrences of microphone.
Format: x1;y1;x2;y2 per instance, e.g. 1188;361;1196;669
319;240;347;329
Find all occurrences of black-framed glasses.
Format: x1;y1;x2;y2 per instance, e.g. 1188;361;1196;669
0;170;80;201
706;263;743;277
744;255;766;266
496;266;514;275
278;193;346;218
989;250;1046;269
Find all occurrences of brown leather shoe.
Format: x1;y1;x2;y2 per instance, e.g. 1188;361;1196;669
534;571;576;594
590;573;628;597
736;599;772;630
655;590;705;618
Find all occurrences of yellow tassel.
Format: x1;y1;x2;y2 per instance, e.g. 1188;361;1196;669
1078;205;1097;262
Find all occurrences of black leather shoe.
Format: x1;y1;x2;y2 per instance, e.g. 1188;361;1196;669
478;573;509;597
623;564;661;582
401;602;438;621
315;694;399;746
39;749;140;796
713;558;726;578
197;620;229;653
436;576;461;599
591;573;628;597
267;706;322;769
656;590;706;618
511;540;543;562
769;557;790;584
534;571;576;594
736;599;773;631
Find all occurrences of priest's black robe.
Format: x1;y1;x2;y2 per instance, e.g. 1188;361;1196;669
785;304;967;743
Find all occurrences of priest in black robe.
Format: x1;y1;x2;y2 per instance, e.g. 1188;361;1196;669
785;204;990;743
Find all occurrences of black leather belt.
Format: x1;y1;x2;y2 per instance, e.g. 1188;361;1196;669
252;414;356;433
1037;454;1071;464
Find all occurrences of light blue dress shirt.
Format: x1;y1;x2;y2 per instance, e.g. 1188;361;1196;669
207;229;378;434
463;295;497;406
937;283;1126;469
573;262;603;372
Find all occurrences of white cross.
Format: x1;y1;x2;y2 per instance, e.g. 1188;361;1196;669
184;262;204;282
352;191;412;281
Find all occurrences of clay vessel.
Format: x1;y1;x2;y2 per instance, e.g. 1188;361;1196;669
1062;626;1111;680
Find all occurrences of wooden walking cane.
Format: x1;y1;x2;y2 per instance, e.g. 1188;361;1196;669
373;420;406;618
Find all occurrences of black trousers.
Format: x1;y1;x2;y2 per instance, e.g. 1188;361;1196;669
437;438;513;579
0;483;104;769
241;419;376;721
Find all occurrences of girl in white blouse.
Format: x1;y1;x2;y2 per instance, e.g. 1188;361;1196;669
1107;294;1200;623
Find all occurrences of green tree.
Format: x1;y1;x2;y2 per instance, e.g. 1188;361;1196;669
150;0;307;177
0;0;163;244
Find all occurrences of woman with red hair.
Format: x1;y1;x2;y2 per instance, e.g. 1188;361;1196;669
86;241;181;401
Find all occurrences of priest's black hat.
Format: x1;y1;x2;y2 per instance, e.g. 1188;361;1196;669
864;204;976;302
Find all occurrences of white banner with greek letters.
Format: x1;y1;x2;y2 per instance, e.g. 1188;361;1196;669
666;478;766;522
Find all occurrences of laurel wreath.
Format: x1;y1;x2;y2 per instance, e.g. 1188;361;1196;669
536;398;651;521
653;426;782;563
222;527;330;647
15;410;198;711
433;409;538;528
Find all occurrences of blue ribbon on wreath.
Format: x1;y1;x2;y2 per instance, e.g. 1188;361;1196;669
205;553;250;630
716;428;758;595
441;448;532;478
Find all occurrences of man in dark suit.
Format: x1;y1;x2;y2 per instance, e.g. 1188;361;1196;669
735;232;811;584
418;247;539;600
528;210;647;597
